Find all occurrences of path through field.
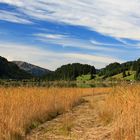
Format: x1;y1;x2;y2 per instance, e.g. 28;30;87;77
26;92;112;140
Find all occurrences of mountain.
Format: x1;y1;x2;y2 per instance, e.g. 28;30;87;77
12;61;51;77
0;56;32;79
1;55;140;81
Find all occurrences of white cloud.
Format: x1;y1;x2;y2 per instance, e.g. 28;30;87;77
0;10;32;24
90;39;140;49
65;53;123;64
0;42;123;70
34;33;122;52
90;40;121;47
1;0;140;39
0;0;22;6
36;33;66;39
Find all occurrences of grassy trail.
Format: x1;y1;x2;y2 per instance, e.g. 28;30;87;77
26;92;112;140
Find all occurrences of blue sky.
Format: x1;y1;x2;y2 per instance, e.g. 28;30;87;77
0;0;140;70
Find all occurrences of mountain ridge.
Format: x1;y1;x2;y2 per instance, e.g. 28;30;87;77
0;56;32;79
0;56;140;80
12;61;52;77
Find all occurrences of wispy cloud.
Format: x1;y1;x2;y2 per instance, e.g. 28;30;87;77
65;53;123;64
34;33;122;52
90;40;122;47
115;38;140;48
0;10;32;24
90;39;140;49
0;0;139;69
36;33;66;40
0;42;123;70
1;0;140;39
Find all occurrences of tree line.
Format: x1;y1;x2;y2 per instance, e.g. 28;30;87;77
0;55;140;81
44;63;96;81
98;58;140;80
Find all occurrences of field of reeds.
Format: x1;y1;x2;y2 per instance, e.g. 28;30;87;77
0;85;139;140
0;87;110;140
97;84;140;140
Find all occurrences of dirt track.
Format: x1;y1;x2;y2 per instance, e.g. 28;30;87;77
26;92;112;140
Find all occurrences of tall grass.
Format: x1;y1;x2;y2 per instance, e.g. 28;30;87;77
1;85;138;140
98;84;140;140
0;87;109;140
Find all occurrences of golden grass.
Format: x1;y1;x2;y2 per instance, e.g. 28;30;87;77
0;87;109;140
98;84;140;140
1;85;139;140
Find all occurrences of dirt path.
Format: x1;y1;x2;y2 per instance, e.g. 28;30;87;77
26;93;112;140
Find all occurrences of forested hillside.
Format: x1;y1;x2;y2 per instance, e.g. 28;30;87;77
135;58;140;80
0;56;32;79
98;58;140;80
45;63;96;81
0;55;140;81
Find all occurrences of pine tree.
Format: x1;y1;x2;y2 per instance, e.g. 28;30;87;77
136;67;140;80
123;70;126;78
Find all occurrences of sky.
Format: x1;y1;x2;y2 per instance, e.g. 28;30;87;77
0;0;140;70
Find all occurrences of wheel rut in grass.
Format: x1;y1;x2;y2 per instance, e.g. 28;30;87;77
26;92;112;140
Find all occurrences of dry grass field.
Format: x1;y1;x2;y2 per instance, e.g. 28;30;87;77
0;85;139;140
97;84;140;140
0;87;109;140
